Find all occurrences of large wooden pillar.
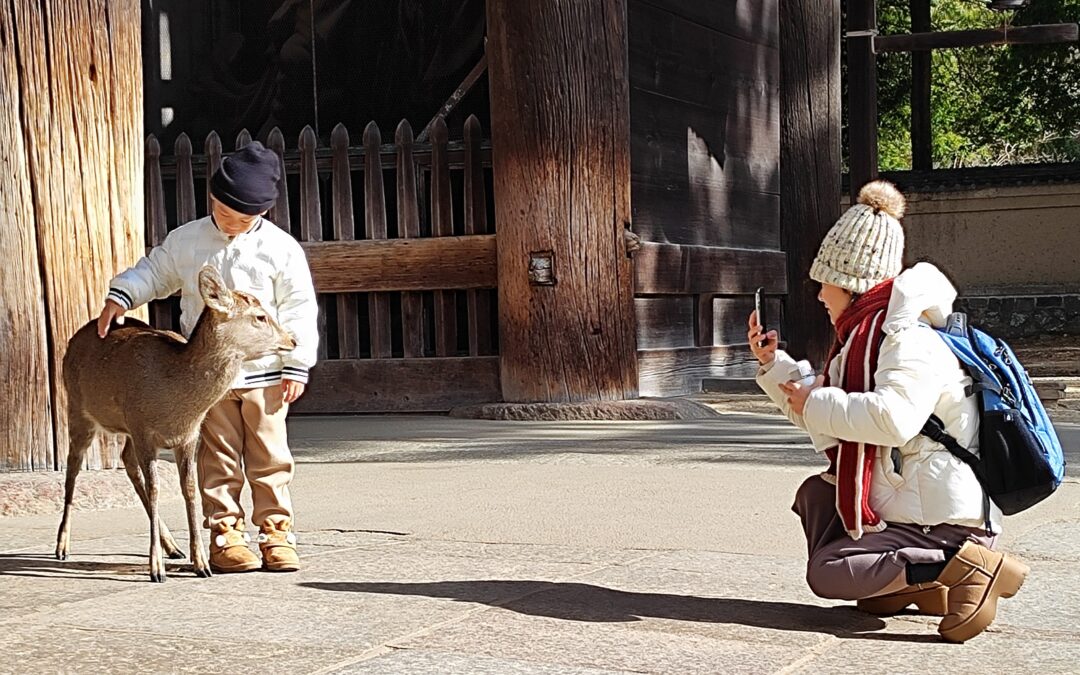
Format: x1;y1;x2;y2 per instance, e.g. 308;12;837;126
486;0;638;403
1;1;144;471
780;0;842;367
0;3;53;471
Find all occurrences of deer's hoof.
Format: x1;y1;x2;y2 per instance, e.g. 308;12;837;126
149;571;167;583
167;550;186;560
55;550;67;561
194;565;212;578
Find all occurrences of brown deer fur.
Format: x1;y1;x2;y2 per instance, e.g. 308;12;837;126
56;267;296;582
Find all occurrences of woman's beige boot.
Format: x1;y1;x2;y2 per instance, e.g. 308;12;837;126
857;583;948;616
937;541;1028;643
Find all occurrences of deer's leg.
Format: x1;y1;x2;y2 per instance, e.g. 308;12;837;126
175;439;211;578
136;443;166;583
56;415;95;560
121;440;184;559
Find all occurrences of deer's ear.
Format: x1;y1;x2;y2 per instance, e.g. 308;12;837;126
198;266;235;314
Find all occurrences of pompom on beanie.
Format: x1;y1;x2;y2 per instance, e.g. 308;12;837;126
809;180;907;294
209;141;281;216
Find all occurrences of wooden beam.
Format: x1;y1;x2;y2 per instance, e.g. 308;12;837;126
633;242;787;296
638;345;759;398
487;0;638;403
875;23;1079;53
302;235;497;293
910;0;932;171
848;0;879;201
780;0;842;367
416;53;488;144
291;357;501;414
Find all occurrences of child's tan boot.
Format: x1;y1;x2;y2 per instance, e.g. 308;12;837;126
857;583;948;616
258;519;300;572
209;520;260;573
937;541;1028;643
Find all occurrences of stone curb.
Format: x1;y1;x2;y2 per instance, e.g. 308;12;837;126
0;461;180;519
450;398;721;421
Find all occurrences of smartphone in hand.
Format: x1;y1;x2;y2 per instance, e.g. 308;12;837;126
754;286;768;347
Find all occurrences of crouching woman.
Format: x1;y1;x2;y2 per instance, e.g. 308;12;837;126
749;180;1027;643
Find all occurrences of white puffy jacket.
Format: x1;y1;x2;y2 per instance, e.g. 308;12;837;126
107;216;319;389
757;263;1000;531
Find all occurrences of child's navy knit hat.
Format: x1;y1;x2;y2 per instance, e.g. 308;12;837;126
210;141;281;215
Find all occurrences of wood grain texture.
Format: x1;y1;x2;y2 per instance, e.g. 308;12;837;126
628;1;780;250
396;120;425;358
780;0;841;367
298;125;329;361
875;24;1079;53
638;345;759;397
910;0;932;171
0;0;54;471
488;0;638;402
266;127;291;232
291;357;501;413
204;131;222;214
847;0;879;201
174;133;196;224
9;0;144;470
711;295;783;346
464;115;493;356
303;235;497;293
330;123;360;359
633;242;787;295
363;121;393;358
633;0;778;47
430;118;458;357
145;136;173;331
634;298;695;349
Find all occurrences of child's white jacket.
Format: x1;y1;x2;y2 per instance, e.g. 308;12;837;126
757;263;1001;532
107;216;319;389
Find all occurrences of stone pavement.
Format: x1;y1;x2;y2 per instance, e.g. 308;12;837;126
2;414;1078;674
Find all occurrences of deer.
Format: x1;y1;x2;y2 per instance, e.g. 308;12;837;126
56;266;297;582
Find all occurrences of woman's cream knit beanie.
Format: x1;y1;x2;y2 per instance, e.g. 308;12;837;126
809;180;907;294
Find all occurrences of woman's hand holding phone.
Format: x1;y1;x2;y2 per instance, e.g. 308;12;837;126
747;310;778;365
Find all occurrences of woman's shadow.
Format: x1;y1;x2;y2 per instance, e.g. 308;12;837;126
300;579;938;642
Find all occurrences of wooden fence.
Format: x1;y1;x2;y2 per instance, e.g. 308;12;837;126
144;116;501;413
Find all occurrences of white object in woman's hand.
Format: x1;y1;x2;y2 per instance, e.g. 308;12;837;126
778;375;825;415
747;310;778;365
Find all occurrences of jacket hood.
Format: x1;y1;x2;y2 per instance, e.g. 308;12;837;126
882;262;957;335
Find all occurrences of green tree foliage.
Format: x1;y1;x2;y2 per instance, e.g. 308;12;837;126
874;0;1080;170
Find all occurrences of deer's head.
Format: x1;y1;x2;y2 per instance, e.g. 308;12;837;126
198;266;297;360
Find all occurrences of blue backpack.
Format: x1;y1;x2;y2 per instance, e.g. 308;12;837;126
920;313;1066;518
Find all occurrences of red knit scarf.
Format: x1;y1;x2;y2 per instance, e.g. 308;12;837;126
822;278;894;540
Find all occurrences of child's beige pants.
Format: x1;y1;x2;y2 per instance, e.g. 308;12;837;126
198;384;294;530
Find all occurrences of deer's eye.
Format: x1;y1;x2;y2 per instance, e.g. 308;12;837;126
255;315;268;323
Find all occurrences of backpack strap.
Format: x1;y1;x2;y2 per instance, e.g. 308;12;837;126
920;414;995;535
920;414;980;467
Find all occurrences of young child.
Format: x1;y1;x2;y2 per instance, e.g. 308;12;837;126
97;141;318;573
748;180;1027;642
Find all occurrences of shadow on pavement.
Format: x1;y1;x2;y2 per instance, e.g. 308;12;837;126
0;553;194;582
301;579;941;641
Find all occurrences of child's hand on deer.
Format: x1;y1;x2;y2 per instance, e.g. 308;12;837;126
97;299;127;338
282;379;305;404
